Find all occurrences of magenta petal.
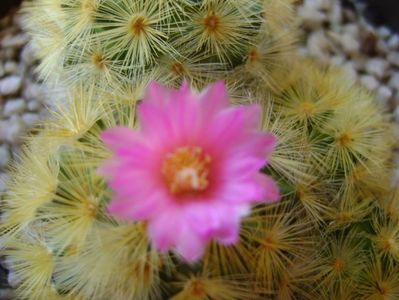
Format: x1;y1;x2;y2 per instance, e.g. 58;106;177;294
176;227;207;262
107;190;166;220
216;220;240;245
207;105;261;149
148;213;180;252
185;204;222;237
101;127;140;152
144;81;171;107
255;174;281;203
200;81;229;117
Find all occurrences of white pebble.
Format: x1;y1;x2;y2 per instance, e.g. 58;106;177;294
376;39;389;54
343;24;360;39
331;55;345;66
27;100;41;111
387;52;399;67
365;58;389;79
0;76;22;95
377;86;393;106
389;72;399;91
0;120;8;141
3;98;26;116
20;44;37;65
388;34;399;50
342;62;358;82
4;116;25;144
328;2;342;24
1;33;28;49
377;26;391;39
298;6;326;30
22;113;40;127
307;30;331;62
23;83;43;101
3;61;17;75
304;0;331;11
360;75;379;91
0;144;10;168
340;33;360;56
7;269;22;288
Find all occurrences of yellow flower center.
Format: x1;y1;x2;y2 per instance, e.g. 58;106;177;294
162;146;211;196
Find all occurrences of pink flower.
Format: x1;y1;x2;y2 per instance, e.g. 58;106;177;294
100;81;279;262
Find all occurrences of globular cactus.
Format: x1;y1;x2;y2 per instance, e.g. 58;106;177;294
22;0;297;91
1;56;397;299
1;0;398;299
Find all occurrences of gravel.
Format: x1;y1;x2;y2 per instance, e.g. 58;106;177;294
0;10;48;179
297;0;399;112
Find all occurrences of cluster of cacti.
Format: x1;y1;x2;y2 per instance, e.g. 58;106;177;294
23;0;297;91
1;0;399;299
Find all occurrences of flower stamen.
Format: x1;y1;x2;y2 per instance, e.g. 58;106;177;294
162;146;211;195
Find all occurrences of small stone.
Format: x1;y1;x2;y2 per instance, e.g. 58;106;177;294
377;26;391;39
0;33;28;49
387;52;399;67
0;173;8;193
22;83;43;101
298;6;327;30
328;2;342;24
376;86;393;107
307;30;331;62
330;55;345;66
0;120;8;141
376;39;389;54
0;145;11;168
342;62;358;82
352;57;367;72
360;75;379;91
304;0;331;11
3;61;17;75
388;34;399;50
7;269;21;288
389;72;399;91
0;76;22;95
343;24;360;39
27;100;41;111
22;113;40;127
365;58;389;79
340;33;360;56
20;44;37;65
4;116;25;144
3;98;26;116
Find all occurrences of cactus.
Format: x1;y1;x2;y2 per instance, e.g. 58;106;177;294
1;0;398;299
1;57;396;299
22;0;297;91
